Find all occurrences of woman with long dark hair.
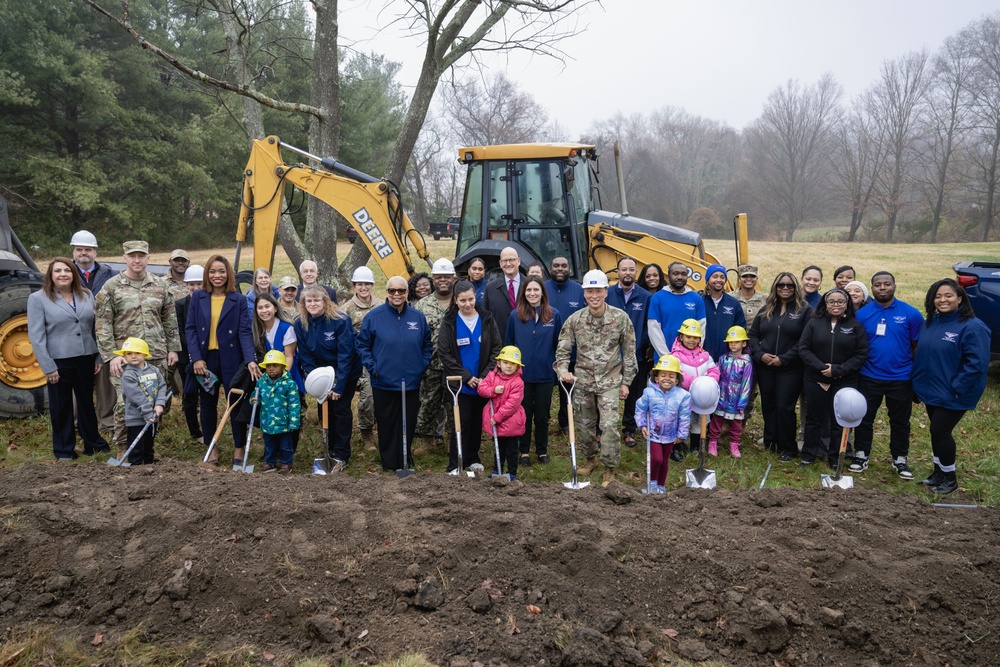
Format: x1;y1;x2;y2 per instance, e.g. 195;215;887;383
797;287;867;468
252;293;302;393
185;254;259;464
748;273;812;461
639;263;665;292
911;278;991;494
505;275;563;465
438;279;503;474
28;257;109;459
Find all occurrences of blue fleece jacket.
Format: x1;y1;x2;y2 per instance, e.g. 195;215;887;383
504;306;563;383
607;283;651;356
544;279;585;319
294;313;361;395
356;301;433;391
911;311;991;411
635;380;691;443
702;292;747;363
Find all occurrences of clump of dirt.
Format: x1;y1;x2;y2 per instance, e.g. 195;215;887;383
0;461;997;666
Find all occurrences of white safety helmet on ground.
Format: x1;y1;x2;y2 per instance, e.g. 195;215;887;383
581;269;609;288
833;387;867;428
431;258;456;275
69;230;98;248
304;367;336;403
351;266;375;284
689;376;721;415
184;265;204;283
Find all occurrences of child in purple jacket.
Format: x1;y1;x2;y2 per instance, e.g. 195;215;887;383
707;326;754;457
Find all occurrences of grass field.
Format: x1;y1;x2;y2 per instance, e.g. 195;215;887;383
7;238;998;507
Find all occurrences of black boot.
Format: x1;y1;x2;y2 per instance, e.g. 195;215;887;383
688;433;701;457
930;470;958;495
670;445;684;462
921;464;944;487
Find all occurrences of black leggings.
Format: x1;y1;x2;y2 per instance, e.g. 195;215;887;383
925;404;966;469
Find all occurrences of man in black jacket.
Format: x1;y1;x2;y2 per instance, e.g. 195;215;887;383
481;247;522;337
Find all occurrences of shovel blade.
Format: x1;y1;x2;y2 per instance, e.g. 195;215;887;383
233;463;254;474
821;474;854;489
107;457;128;468
312;457;333;475
685;467;717;489
396;468;415;478
562;480;591;489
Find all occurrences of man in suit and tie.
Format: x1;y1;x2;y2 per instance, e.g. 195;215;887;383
481;246;521;337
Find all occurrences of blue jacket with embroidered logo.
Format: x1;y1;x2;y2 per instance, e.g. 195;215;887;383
357;300;433;391
911;311;990;411
295;312;361;396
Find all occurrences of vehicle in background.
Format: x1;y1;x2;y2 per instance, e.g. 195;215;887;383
954;261;1000;360
428;216;459;241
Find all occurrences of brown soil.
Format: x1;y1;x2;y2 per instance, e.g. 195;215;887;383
0;461;997;667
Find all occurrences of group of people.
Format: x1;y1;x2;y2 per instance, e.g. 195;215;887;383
27;235;992;494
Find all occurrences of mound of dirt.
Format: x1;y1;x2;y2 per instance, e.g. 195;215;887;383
0;461;997;666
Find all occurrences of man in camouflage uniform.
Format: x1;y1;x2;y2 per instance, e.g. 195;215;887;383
413;258;457;454
554;270;637;487
95;241;182;448
344;266;377;450
164;249;191;401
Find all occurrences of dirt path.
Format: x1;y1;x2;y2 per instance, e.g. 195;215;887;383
1;461;997;666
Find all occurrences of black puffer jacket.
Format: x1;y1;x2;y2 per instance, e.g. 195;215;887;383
797;315;868;383
749;304;813;366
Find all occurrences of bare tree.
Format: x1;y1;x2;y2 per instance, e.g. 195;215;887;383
832;103;886;241
744;74;843;241
965;14;1000;242
867;50;930;241
441;72;547;145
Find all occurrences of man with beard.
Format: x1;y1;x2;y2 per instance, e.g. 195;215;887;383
851;271;923;479
166;250;192;302
647;262;706;358
702;264;746;364
606;256;651;447
414;258;457;453
544;256;585;432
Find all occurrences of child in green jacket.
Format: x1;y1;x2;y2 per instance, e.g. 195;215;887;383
256;350;301;473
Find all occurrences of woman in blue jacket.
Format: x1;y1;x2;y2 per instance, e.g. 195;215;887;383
295;286;362;471
186;254;259;464
911;278;991;494
504;275;562;466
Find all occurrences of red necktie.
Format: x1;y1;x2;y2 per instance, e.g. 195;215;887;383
508;279;516;308
84;270;91;282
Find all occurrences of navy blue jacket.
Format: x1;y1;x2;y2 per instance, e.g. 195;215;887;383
911;311;991;411
294;313;361;395
703;293;747;363
356;300;433;391
607;283;651;357
185;290;256;390
544;279;585;321
504;306;563;383
76;261;116;295
296;283;337;303
471;278;488;305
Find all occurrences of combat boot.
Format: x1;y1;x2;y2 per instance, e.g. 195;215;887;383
576;457;599;476
930;470;958;495
601;466;617;487
411;436;434;457
360;428;376;451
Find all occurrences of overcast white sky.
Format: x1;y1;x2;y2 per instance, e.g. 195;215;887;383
337;0;998;137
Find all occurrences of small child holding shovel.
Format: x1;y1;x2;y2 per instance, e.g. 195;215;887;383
635;355;690;493
477;346;526;480
707;326;754;458
118;337;168;465
256;350;301;473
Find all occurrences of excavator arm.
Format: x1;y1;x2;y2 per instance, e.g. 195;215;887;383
236;136;430;277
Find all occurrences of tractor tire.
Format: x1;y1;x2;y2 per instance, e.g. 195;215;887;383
0;272;47;418
235;269;254;295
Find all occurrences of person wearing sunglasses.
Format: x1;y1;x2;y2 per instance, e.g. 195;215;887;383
748;273;812;461
797;288;868;468
356;276;433;472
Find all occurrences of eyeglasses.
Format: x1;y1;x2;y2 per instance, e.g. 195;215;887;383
499;258;518;264
386;288;407;295
826;299;847;306
776;283;795;289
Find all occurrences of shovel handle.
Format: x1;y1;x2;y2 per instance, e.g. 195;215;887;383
838;425;850;454
322;400;329;430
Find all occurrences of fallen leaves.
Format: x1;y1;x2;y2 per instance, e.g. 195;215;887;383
224;534;239;543
506;614;520;635
262;651;276;661
526;604;541;614
662;627;679;640
91;631;103;646
479;579;503;599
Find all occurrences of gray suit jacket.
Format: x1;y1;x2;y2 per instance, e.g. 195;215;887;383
27;290;100;374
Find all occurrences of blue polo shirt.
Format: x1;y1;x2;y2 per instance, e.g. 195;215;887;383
647;289;706;354
856;298;923;381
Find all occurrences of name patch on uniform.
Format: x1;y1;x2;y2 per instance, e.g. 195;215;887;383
457;337;471;346
352;207;394;259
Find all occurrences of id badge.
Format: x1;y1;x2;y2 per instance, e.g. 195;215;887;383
876;322;887;336
457;337;471;346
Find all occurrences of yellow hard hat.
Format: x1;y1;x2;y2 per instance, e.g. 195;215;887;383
724;325;749;342
677;319;703;338
652;355;682;374
496;345;523;366
114;337;151;358
262;350;287;367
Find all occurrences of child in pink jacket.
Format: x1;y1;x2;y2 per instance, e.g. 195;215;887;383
478;346;526;480
670;319;720;458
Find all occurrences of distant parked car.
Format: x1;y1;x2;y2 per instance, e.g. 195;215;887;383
428;216;459;241
953;261;1000;360
345;226;359;244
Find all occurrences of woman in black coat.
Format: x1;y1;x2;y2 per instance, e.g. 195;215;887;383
797;288;868;468
748;272;812;462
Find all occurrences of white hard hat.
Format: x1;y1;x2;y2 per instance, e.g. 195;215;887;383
689;376;721;415
431;258;456;275
304;367;336;403
184;265;204;282
70;230;98;248
351;266;375;283
833;387;867;428
581;269;609;288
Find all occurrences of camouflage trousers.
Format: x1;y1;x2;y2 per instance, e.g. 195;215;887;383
110;357;171;447
355;368;374;431
572;385;622;468
415;367;446;438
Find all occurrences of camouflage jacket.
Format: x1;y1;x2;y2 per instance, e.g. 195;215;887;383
728;289;768;323
166;277;189;303
415;294;451;369
554;304;637;391
344;295;376;334
95;272;182;362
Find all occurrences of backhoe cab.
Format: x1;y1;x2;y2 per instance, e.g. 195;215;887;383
453;144;748;289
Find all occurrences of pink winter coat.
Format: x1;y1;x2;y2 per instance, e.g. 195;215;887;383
477;367;526;437
670;339;720;390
